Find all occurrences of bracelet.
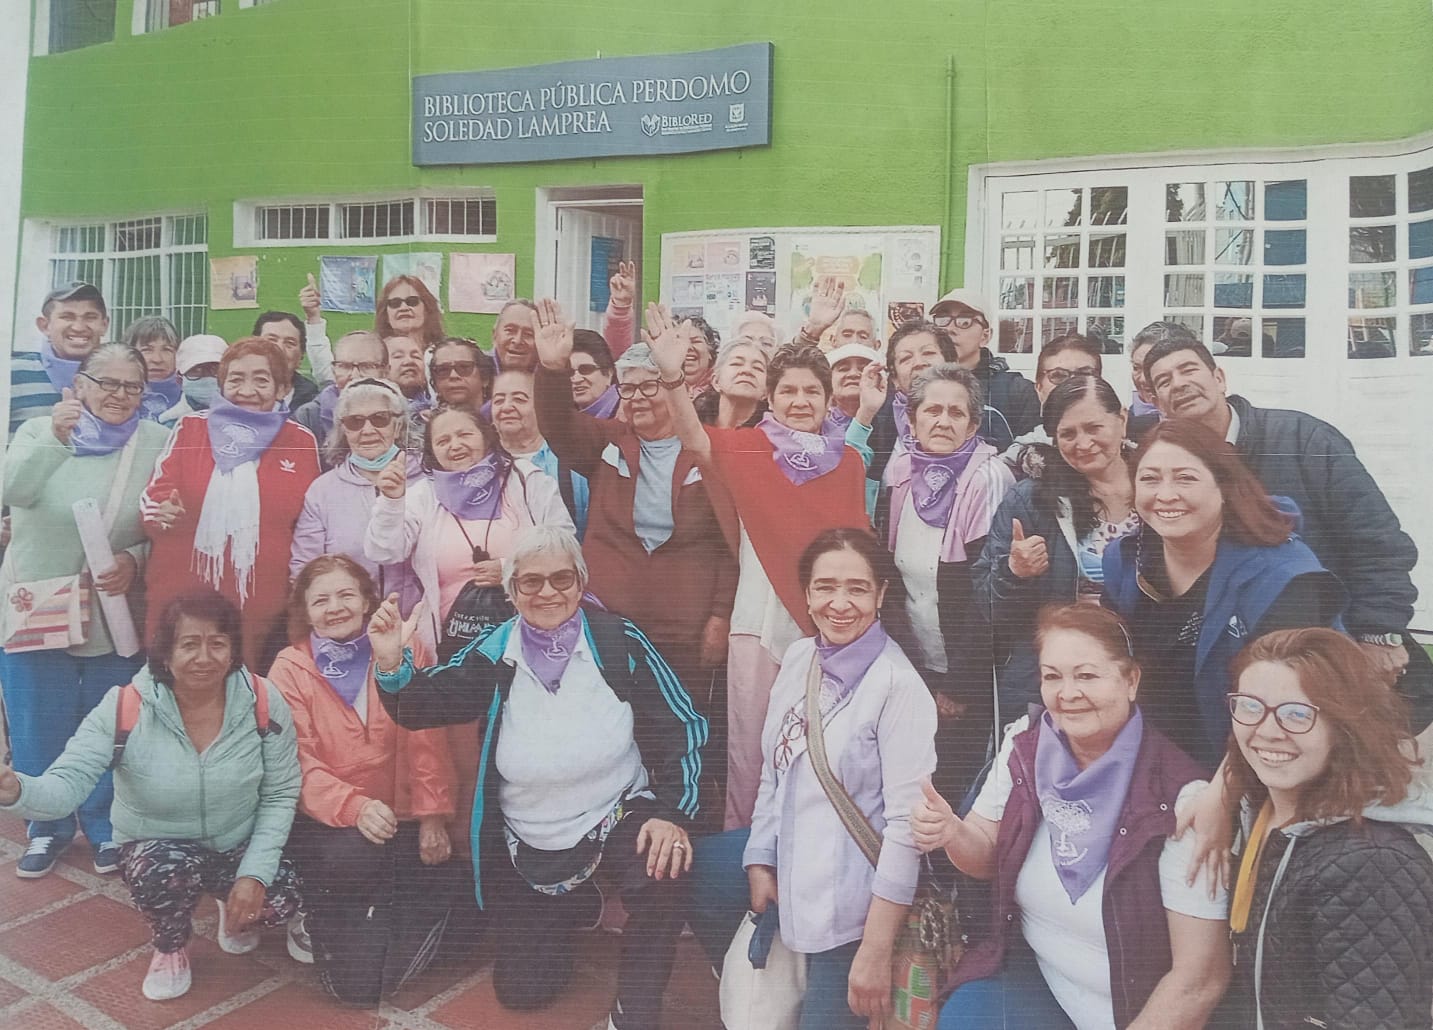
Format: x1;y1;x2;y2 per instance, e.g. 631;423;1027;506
1357;632;1405;647
657;374;686;391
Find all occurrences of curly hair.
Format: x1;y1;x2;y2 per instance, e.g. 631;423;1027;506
286;555;381;645
765;343;832;399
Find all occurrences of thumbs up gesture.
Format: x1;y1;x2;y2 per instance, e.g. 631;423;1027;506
1008;518;1050;579
51;386;83;444
911;776;958;854
299;273;322;323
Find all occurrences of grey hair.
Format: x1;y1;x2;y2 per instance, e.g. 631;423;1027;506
733;310;777;340
908;362;986;415
502;524;589;596
714;338;768;372
79;342;148;380
324;379;412;463
614;342;660;377
120;315;180;352
333;329;386;361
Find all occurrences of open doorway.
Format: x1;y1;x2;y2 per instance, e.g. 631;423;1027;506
535;185;643;333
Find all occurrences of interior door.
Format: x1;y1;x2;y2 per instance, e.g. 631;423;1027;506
552;204;643;334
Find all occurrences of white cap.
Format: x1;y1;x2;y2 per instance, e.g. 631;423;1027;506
931;288;994;321
825;342;880;367
176;334;227;374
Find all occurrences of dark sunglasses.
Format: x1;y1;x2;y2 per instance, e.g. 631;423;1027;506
513;569;579;596
385;295;423;310
78;372;145;396
570;362;605;378
1227;693;1320;735
339;411;397;431
616;380;661;399
432;361;478;380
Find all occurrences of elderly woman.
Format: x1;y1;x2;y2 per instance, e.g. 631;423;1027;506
290;378;423;617
490;369;590;537
1;344;172;878
120;316;183;423
879;363;1014;797
915;604;1231;1030
742;529;937;1030
693;338;769;428
569;328;620;419
866;319;957;486
1224;628;1433;1029
291;330;389;460
679;313;720;399
1102;420;1346;768
0;590;304;1001
300;275;446;403
369;524;707;1030
142;337;321;673
976;376;1141;725
269;556;459;1007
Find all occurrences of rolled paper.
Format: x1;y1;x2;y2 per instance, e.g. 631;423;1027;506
72;498;142;658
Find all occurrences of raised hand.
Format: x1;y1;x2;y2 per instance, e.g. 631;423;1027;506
51;387;83;444
532;297;575;371
804;275;848;338
609;260;636;309
1008;518;1050;579
375;461;406;499
299;273;322;323
642;302;687;379
369;593;424;672
855;361;888;425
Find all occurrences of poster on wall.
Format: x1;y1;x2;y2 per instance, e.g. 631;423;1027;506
786;234;885;324
382;252;443;306
209;256;258;310
319;256;378;314
887;301;926;338
704;273;742;324
746;271;776;314
749;236;775;270
672;241;706;273
590;236;623;311
449;252;516;313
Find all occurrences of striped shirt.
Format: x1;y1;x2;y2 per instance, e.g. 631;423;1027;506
9;351;61;436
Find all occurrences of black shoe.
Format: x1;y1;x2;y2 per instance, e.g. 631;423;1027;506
17;836;68;879
92;842;121;875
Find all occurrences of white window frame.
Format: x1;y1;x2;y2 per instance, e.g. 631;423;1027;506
132;0;221;36
233;189;499;248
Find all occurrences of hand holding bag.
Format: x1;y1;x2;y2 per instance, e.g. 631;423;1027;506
719;908;807;1030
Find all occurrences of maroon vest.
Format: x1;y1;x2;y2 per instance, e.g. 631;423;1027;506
948;712;1206;1028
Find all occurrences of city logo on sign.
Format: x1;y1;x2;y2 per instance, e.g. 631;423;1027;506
726;102;749;133
640;114;660;137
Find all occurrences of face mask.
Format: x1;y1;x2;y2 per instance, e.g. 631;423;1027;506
350;443;400;472
182;377;221;411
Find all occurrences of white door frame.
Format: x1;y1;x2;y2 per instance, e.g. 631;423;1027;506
534;186;643;304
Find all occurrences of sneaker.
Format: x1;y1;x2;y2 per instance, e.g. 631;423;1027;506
286;914;314;965
92;842;121;875
214;899;260;955
16;836;68;879
141;947;191;1001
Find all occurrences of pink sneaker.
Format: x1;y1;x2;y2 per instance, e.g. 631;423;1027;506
215;898;261;955
141;947;191;1001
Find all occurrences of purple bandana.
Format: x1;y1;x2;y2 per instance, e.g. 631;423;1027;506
1034;707;1144;903
140;377;182;421
70;408;140;457
757;412;847;486
315;383;340;438
908;434;980;528
581;384;621;420
205;398;289;473
39;340;82;393
310;631;372;707
824;407;854;433
891;391;916;452
429;452;509;521
519;612;583;693
407;389;434;416
815;621;890;711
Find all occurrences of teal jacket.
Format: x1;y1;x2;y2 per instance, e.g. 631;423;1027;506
0;667;300;885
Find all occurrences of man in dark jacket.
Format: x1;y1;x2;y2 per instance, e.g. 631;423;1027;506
929;288;1041;453
1139;323;1423;696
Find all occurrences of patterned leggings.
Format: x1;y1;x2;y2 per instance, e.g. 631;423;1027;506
118;839;304;953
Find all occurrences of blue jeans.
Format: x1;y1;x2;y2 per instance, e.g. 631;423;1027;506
688;827;752;967
938;939;1075;1029
801;941;864;1030
2;649;141;843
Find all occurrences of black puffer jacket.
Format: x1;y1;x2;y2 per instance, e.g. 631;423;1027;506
1231;816;1433;1029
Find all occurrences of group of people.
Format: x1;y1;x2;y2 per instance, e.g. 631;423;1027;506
0;266;1429;1030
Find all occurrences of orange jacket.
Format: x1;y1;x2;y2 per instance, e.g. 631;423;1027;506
268;641;454;827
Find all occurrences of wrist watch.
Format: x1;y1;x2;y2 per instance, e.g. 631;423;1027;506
1357;632;1406;647
657;374;686;391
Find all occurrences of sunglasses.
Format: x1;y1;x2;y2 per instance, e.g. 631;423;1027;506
333;360;387;376
570;363;604;378
931;314;987;330
512;569;579;596
432;361;478;379
78;372;145;397
385;296;423;311
1227;693;1320;735
1042;366;1099;386
616;380;662;399
339;411;397;431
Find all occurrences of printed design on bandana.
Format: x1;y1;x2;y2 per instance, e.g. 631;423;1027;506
461;463;497;498
783;430;828;472
1040;796;1093;866
216;421;259;458
317;640;358;678
141;394;169;418
918;464;955;508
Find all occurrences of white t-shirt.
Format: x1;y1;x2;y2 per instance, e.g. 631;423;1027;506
972;716;1229;1030
893;495;947;673
729;523;803;659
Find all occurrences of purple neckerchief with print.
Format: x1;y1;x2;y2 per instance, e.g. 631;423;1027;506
581;384;621;420
310;631;372;707
909;434;981;528
407;389;434;416
824;407;854;433
814;621;890;711
1034;706;1144;903
519;612;583;693
891;390;916;452
70;408;140;457
315;383;341;438
205;397;288;473
429;451;509;521
140;377;182;421
756;412;846;486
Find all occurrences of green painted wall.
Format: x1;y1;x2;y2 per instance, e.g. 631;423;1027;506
21;0;1433;342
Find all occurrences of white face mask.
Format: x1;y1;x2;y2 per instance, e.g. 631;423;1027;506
182;376;221;411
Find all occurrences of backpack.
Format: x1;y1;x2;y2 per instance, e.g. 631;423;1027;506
110;674;280;770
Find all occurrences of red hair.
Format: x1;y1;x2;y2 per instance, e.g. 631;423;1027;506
375;275;445;347
217;336;286;386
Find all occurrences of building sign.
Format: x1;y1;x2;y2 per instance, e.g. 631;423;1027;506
412;42;773;166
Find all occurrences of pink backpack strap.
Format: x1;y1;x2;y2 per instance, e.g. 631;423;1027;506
109;683;142;770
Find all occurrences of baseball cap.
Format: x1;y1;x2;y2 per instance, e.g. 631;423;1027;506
176;334;228;375
930;288;993;322
43;281;106;313
825;342;880;367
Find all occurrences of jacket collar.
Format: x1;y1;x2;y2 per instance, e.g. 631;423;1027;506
131;665;260;736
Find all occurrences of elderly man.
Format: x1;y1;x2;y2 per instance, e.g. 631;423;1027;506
291;330;389;463
11;282;110;434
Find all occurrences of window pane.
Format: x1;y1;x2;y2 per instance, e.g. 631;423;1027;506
169;250;209;337
115;218;161;253
51;0;116;52
1213;273;1254;308
1042;276;1079;309
1085;316;1124;353
1349;225;1396;264
110;254;162;334
1043;234;1080;269
1165;231;1206;265
1263;274;1306;309
1348;317;1396;358
1162;314;1204;338
1410;220;1433;260
1349;271;1397;308
1412;312;1433;356
1087;234;1126;268
1089;187;1128;226
55;224;105;254
1350;174;1396;217
1410;168;1433;214
1087;276;1125;308
1411;266;1433;305
1045;189;1082;228
1164;274;1205;307
1001;236;1035;271
1214;229;1254;265
1264;181;1307;221
1263;317;1305;358
1166;183;1206;222
1213;315;1255;357
998;277;1033;310
1040;317;1080;345
1214;181;1255;221
998;317;1032;354
1264;229;1306;265
1001;192;1038;231
51;258;103;291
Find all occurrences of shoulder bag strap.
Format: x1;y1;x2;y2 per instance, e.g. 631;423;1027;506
101;435;140;533
802;655;883;870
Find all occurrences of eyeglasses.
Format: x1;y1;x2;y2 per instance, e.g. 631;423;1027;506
78;372;145;397
931;314;986;330
432;361;478;379
570;363;603;378
333;360;387;376
339;411;397;431
1227;693;1321;735
512;569;579;596
385;296;422;311
616;380;661;399
1042;366;1099;386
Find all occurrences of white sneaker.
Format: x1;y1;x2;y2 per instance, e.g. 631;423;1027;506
141;947;191;1001
214;899;260;955
286;913;314;965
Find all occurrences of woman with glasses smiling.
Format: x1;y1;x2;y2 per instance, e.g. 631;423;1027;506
290;331;390;463
375;275;446;349
1;343;173;878
1223;627;1433;1030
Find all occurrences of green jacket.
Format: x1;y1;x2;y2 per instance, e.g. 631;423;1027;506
0;668;300;885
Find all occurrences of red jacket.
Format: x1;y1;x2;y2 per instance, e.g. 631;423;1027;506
268;640;454;826
141;413;320;670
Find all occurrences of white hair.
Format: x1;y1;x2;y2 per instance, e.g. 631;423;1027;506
502;524;589;595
